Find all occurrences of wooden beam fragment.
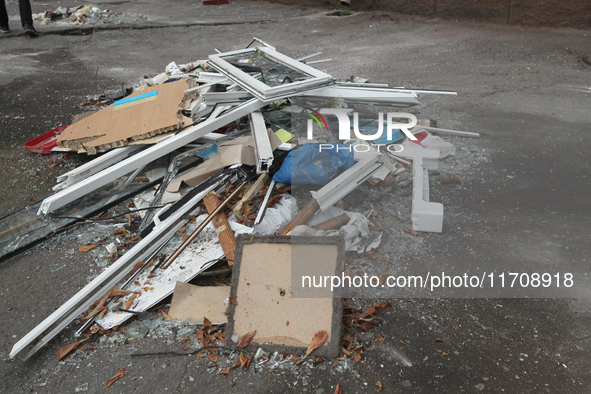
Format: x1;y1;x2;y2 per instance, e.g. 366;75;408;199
232;173;268;219
312;213;350;231
278;198;320;236
204;192;237;263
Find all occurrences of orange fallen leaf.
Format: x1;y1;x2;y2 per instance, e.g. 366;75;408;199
306;330;328;357
56;340;85;360
195;353;205;358
218;367;230;375
124;294;137;310
334;383;343;394
450;108;456;114
78;243;99;253
400;339;406;345
341;346;351;356
209;353;218;362
84;293;110;320
104;367;125;389
110;287;132;297
237;330;256;349
376;381;383;391
162;310;171;320
229;297;237;305
360;302;390;319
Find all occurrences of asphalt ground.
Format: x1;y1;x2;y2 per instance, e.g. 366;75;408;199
0;1;590;393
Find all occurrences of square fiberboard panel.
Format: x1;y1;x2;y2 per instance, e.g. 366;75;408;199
227;235;344;358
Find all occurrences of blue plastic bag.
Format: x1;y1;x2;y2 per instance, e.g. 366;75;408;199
273;143;354;185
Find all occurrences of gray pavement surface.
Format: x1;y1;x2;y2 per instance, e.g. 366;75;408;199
1;1;591;393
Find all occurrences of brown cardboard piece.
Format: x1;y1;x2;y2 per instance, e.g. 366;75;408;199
57;80;195;155
168;282;230;325
226;236;344;357
167;128;281;193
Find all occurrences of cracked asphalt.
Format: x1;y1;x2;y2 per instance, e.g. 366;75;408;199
1;1;590;393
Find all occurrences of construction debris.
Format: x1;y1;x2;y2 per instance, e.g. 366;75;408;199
6;39;480;365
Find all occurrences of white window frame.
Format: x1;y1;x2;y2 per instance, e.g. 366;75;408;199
208;47;333;102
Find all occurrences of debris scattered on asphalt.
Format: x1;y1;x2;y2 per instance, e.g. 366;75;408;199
5;39;482;378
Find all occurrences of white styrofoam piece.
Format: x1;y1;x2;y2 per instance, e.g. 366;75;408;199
97;217;252;329
411;149;443;233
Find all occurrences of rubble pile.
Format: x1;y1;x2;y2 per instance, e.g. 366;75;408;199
4;38;481;384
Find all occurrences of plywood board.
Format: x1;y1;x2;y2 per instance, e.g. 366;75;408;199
227;236;343;357
57;80;195;154
168;282;230;325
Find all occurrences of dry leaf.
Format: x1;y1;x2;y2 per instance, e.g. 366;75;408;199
435;338;445;342
162;310;171;320
376;381;383;391
110;287;132;297
124;294;137;310
78;243;99;253
334;383;343;394
209;353;218;363
218;367;230;375
374;333;387;343
358;320;379;332
237;330;256;349
84;293;110;320
341;346;351;356
400;339;406;345
195;353;205;358
286;321;290;326
79;344;97;352
450;108;456;114
203;317;212;328
353;348;363;362
306;330;328;357
104;367;125;389
360;302;390;319
56;340;84;360
229;297;237;305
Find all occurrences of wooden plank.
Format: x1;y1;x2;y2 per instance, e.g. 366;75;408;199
203;191;236;264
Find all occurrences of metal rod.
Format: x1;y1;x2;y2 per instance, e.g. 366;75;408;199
160;181;246;270
297;52;322;62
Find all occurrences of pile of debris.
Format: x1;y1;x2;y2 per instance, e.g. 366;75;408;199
32;4;147;27
6;38;479;374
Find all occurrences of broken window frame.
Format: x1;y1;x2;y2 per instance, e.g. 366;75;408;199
208;47;333;102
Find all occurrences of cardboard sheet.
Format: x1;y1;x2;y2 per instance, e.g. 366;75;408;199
168;282;230;325
167;128;281;192
57;80;194;154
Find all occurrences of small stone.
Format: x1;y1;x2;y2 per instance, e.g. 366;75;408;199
27;169;37;177
475;383;485;391
316;389;325;394
380;174;396;186
401;380;411;387
439;172;461;184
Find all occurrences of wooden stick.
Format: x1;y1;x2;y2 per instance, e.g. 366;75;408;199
278;198;320;236
312;213;350;231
